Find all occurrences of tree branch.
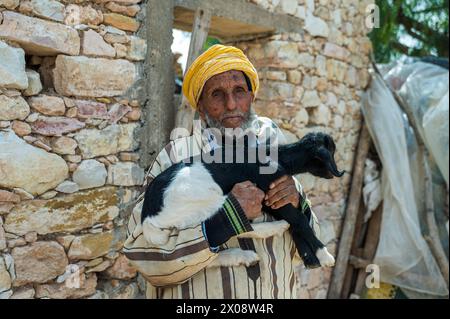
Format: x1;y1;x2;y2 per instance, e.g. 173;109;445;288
398;6;448;44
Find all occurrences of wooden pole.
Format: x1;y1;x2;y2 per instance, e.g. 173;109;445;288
327;123;372;299
341;200;366;298
173;8;211;139
353;203;383;296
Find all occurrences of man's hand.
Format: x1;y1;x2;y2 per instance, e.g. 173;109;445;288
231;181;265;220
264;175;300;209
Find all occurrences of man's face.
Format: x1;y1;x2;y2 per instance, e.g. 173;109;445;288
197;70;254;130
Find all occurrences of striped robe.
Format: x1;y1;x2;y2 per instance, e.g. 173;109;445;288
123;117;320;299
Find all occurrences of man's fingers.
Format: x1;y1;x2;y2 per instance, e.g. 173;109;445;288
265;188;291;207
265;179;293;200
270;197;291;210
269;175;289;189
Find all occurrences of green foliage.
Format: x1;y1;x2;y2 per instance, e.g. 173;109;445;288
370;0;449;63
203;37;221;51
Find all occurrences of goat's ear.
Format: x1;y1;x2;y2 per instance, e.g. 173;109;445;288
316;148;344;177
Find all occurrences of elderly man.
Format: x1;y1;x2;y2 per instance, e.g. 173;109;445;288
124;45;320;299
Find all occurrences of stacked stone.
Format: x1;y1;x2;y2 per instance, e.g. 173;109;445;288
243;0;373;298
1;0;146;298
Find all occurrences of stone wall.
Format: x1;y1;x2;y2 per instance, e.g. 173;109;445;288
1;0;146;299
236;0;373;298
1;0;374;299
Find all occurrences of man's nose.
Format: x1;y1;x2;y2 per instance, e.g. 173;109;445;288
225;93;237;111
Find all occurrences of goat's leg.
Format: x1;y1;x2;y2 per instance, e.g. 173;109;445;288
290;229;321;268
270;205;335;268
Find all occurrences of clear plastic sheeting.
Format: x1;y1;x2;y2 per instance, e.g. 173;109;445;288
362;70;449;297
383;62;449;187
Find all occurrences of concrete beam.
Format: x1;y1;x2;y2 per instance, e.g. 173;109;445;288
140;0;175;169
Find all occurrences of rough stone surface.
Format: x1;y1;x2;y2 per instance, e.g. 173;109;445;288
107;162;144;186
23;69;43;96
127;36;146;61
323;42;350;61
126;108;141;121
55;180;79;194
305;12;329;37
0;224;6;250
81;29;115;58
31;116;85;136
0;41;28;90
280;0;297;15
74;123;139;158
53;55;136;97
0;189;21;202
4;187;119;235
0;11;80;56
318;219;336;245
105;2;140;17
51;136;77;155
68;231;121;260
11;241;68;286
108;103;131;124
13;187;34;200
0;131;68;195
0;0;19;10
64;4;103;26
11;120;31;136
266;41;300;68
103;254;136;280
72;160;107;190
302;90;321;107
9;286;35;299
35;273;97;299
27;0;65;22
75;100;108;119
29;95;66;116
0;95;30;121
0;256;11;293
103;13;140;32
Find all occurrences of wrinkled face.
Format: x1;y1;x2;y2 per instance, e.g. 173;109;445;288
197;70;255;130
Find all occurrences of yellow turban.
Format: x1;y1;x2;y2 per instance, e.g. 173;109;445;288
182;44;259;109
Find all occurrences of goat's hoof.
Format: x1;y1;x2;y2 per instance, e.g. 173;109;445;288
301;251;321;269
316;247;335;267
142;219;170;245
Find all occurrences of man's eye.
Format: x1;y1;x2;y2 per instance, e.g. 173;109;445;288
212;91;222;98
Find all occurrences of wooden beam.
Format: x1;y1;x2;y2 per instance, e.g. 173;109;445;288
174;0;303;37
327;123;372;299
348;256;371;269
173;7;211;139
140;0;175;169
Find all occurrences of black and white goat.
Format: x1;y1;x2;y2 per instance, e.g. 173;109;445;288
141;132;344;268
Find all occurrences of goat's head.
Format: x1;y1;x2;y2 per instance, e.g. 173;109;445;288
299;132;344;179
279;132;344;179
